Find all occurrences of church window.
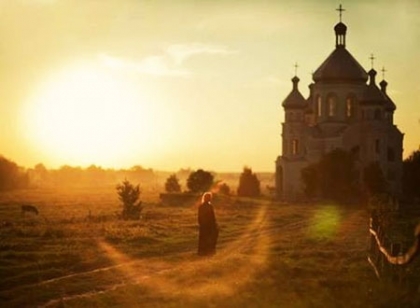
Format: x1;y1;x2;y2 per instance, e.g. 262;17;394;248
292;139;299;155
346;98;353;117
316;96;322;117
327;95;337;117
374;109;381;120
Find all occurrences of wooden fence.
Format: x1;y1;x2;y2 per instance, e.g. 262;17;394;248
368;208;420;285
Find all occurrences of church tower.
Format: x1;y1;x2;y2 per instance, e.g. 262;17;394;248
275;5;404;200
276;74;308;198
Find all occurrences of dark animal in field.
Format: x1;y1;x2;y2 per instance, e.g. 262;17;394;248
21;204;39;216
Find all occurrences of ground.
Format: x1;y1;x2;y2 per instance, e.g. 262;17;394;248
0;187;419;307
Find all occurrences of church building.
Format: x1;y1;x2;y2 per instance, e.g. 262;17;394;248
275;6;404;200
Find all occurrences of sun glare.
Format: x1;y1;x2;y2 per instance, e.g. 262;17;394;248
21;64;168;167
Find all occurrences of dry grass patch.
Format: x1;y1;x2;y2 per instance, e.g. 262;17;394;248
1;188;420;307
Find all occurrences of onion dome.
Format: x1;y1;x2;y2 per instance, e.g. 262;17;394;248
282;76;307;109
360;69;388;105
379;79;396;111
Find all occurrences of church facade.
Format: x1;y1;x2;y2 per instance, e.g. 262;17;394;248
275;13;404;200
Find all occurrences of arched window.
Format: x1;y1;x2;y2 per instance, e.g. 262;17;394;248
292;139;299;155
346;97;353;117
374;109;381;120
327;94;337;117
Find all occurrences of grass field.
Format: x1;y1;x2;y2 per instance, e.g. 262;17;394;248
1;187;420;307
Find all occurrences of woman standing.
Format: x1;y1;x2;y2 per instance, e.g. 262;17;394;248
198;192;218;256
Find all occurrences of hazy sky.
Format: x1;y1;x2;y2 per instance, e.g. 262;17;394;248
0;0;419;172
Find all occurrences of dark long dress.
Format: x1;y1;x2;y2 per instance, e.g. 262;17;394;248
198;201;218;256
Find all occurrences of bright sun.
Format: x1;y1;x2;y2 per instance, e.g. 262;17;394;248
22;64;167;167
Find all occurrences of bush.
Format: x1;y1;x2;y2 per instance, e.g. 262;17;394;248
165;174;181;193
187;169;214;193
237;167;260;197
116;180;143;220
218;183;231;195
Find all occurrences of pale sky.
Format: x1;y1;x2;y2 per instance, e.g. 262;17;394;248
0;0;419;172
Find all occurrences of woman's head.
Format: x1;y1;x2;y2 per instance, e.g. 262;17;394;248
201;192;213;203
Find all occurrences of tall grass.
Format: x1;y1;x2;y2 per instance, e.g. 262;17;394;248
0;187;419;307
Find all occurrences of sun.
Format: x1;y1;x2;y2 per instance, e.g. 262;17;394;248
21;64;165;167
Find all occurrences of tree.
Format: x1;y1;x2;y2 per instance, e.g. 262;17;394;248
301;149;358;202
403;150;420;199
301;163;319;198
0;156;28;191
363;162;388;196
116;180;143;220
187;169;214;193
237;167;260;197
165;174;181;193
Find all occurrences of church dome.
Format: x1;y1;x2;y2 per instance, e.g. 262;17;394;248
282;76;307;109
379;79;396;111
360;69;388;105
312;47;368;83
334;22;347;35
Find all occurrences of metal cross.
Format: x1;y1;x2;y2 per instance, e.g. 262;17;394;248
294;62;299;76
381;67;387;80
336;4;345;22
369;54;376;69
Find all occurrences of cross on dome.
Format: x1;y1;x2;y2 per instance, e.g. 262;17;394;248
381;67;387;80
336;4;345;22
369;54;376;69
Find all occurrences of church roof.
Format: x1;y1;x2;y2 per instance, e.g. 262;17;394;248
282;76;307;109
313;47;368;83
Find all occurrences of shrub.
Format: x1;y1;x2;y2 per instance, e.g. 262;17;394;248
218;182;231;195
187;169;214;193
116;180;143;220
165;174;181;193
237;167;260;197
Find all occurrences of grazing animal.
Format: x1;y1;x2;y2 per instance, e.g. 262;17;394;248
21;204;39;216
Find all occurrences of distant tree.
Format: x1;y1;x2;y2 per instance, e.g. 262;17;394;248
187;169;214;193
403;150;420;199
0;156;28;191
362;162;388;196
116;180;143;220
165;174;181;193
237;167;260;197
218;182;231;195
